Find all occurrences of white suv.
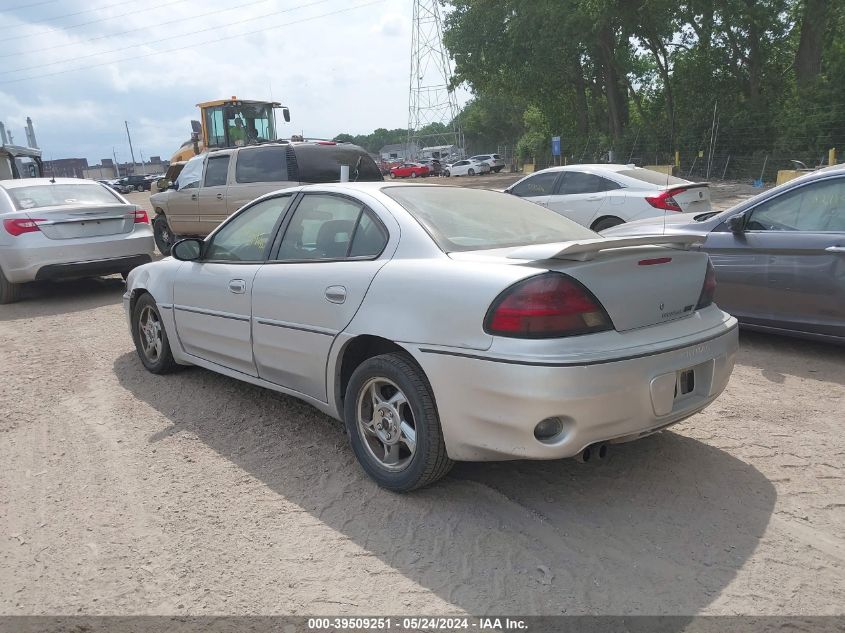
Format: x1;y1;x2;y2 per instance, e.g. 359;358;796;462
470;154;505;173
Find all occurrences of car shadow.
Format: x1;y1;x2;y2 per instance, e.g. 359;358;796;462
113;352;776;615
737;330;845;385
0;276;125;321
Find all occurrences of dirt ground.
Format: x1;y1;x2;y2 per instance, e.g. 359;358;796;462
1;179;843;616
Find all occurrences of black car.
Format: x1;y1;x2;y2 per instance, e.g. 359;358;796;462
119;175;151;192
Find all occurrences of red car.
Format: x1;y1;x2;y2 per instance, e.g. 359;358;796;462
389;162;430;179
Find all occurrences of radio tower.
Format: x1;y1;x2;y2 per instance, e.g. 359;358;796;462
408;0;463;157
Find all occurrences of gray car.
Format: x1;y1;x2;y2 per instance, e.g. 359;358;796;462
602;166;845;343
0;177;154;303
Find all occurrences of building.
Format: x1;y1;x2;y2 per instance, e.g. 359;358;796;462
379;142;420;161
421;144;463;161
43;158;89;179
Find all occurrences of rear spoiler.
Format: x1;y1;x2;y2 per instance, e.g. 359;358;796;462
665;182;708;191
506;234;704;262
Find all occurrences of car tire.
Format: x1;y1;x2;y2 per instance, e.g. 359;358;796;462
152;213;174;256
591;216;625;232
389;173;396;179
131;293;179;375
0;266;21;304
443;170;450;177
468;168;475;176
411;171;418;178
344;352;453;492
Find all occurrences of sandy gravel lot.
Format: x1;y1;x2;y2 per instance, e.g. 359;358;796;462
1;179;843;616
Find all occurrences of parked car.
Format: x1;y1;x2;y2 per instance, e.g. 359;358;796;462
470;153;505;173
389;162;430;179
101;179;132;194
444;159;490;177
601;165;845;344
119;175;152;192
126;182;737;491
505;164;711;232
0;177;154;303
149;141;382;255
419;159;443;176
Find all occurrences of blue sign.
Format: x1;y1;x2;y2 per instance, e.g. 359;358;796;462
551;136;561;156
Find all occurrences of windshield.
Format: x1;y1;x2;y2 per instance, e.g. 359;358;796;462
205;102;276;148
384;186;597;252
617;168;689;187
8;183;120;210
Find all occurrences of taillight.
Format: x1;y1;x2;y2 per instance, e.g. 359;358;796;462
134;209;149;223
485;273;613;338
696;259;717;309
645;188;687;212
3;218;44;236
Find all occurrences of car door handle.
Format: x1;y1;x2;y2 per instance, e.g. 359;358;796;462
191;194;198;200
825;246;845;253
216;193;224;200
228;279;246;294
586;194;603;200
325;285;347;304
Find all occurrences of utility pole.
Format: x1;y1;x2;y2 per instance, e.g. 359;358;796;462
113;148;121;178
124;121;136;168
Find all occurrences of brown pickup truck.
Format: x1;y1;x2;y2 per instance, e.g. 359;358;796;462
149;141;381;254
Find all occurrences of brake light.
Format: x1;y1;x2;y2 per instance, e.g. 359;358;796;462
485;273;613;338
645;188;687;212
3;218;44;236
134;209;149;223
696;259;717;309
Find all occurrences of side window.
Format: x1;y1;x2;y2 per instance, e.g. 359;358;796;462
205;195;292;262
748;178;845;232
277;194;364;261
203;155;230;187
176;155;204;190
557;172;616;195
510;172;559;197
235;146;289;184
349;210;388;258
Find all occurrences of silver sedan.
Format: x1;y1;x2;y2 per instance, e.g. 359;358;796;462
124;183;738;491
0;178;155;303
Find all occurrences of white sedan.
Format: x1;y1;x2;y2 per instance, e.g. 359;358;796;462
444;159;490;177
125;183;737;491
505;164;711;231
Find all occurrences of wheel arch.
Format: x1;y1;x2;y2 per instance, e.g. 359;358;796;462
333;335;425;418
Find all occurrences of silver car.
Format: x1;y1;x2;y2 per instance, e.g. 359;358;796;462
602;166;845;343
0;178;154;303
124;183;737;491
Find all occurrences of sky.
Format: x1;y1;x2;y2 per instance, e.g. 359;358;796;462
0;0;467;164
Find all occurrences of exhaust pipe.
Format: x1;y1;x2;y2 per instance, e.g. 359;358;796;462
576;442;609;463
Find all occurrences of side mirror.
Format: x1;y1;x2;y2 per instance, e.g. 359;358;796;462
727;213;745;234
171;238;203;261
282;107;291;123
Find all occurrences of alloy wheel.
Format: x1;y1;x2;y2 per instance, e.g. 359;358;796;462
356;377;416;472
138;306;163;362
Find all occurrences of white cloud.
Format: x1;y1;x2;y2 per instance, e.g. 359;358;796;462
0;0;471;163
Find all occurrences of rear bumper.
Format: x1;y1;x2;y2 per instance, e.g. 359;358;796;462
408;317;738;461
35;254;152;281
0;227;154;283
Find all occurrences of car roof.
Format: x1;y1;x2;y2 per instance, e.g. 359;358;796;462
0;177;97;189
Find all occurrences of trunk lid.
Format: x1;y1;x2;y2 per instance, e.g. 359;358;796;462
451;243;709;332
26;204;137;240
668;183;711;214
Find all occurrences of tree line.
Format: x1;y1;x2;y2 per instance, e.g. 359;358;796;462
336;1;844;178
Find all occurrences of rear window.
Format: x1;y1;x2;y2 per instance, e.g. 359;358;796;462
618;168;688;187
384;186;596;252
294;144;383;183
235;146;289;184
7;183;119;210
